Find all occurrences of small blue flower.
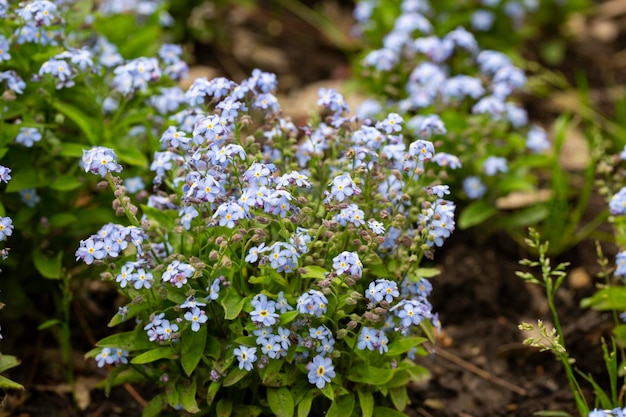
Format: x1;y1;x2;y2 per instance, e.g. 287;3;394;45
250;294;279;327
0;217;13;241
234;346;257;371
184;307;208;332
82;147;122;177
463;176;486;200
19;188;40;207
15;127;42;147
124;176;145;194
307;355;335;388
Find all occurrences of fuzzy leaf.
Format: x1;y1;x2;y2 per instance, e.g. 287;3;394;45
389;387;409;411
297;391;316;417
49;175;83;191
267;387;294;417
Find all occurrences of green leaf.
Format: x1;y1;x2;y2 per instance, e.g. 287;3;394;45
358;390;374;417
297;391;316;417
410;268;440;279
117;146;148;167
327;393;354;417
49;213;78;228
280;310;298;326
347;366;394;385
102;367;148;395
300;265;328;279
37;318;62;331
232;405;263;417
97;330;154;351
181;325;207;376
260;359;282;385
58;142;86;158
386;337;427;356
0;375;24;390
49;175;83;191
386;370;410;389
223;367;249;387
320;382;334;401
581;287;626;310
6;168;50;192
33;249;63;279
141;205;177;230
458;200;498;229
221;290;247;320
142;393;167;417
0;355;21;373
267;387;294;417
389;387;409;411
165;383;180;408
372;406;408;417
207;381;221;406
131;347;176;364
178;378;200;413
497;204;549;228
53;101;99;145
217;398;233;417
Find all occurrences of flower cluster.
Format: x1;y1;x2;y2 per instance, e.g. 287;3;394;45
82;66;456;415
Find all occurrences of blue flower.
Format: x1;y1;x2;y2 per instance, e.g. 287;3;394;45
19;188;40;207
124;176;145;194
75;237;105;265
0;36;10;62
329;173;361;202
609;187;626;215
82;147;122;177
526;125;550;153
297;290;328;317
206;278;221;301
276;291;293;313
179;206;199;230
463;176;486;200
358;327;378;350
0;217;13;241
332;251;362;277
15;127;42;147
409;139;434;161
115;263;136;288
156;319;178;341
307;355;335;388
367;219;385;235
133;268;153;290
250;294;279;326
375;112;403;134
616;252;626;277
234;346;257;371
184;307;208;332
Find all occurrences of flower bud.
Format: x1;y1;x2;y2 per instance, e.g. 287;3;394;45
209;250;219;261
346;321;358;330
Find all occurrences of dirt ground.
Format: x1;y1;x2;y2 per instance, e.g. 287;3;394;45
4;1;626;416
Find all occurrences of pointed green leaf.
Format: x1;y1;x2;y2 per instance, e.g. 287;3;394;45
0;355;21;373
0;375;24;390
221;290;247;320
217;398;233;417
458;200;498;229
33;249;63;279
178;378;200;413
207;381;221;406
347;366;394;385
53;101;99;145
297;391;316;417
181;325;207;376
327;393;354;417
49;175;83;191
358;390;374;417
386;337;426;356
301;265;328;280
142;393;167;417
267;387;294;417
232;404;263;417
6;168;50;192
37;318;62;331
389;386;409;411
320;382;334;401
372;406;409;417
223;367;249;387
131;347;176;364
